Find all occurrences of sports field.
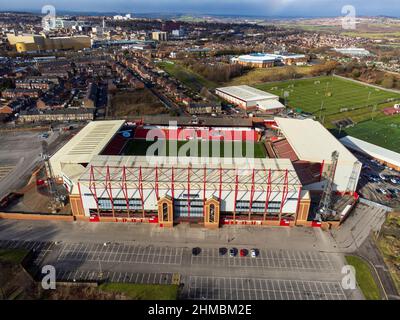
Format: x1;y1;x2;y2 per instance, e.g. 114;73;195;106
123;139;267;158
255;76;400;118
256;76;400;152
345;116;400;153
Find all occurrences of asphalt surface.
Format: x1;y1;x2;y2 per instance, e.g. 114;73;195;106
0;220;364;300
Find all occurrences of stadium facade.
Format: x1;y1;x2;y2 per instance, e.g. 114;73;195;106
51;117;361;228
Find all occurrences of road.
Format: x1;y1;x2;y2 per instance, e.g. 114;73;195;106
117;61;184;115
0;127;80;199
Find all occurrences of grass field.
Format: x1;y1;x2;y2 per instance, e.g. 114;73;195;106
158;61;217;91
345;255;381;300
0;248;28;264
377;212;400;293
226;65;316;86
98;283;178;300
255;76;400;152
255;76;400;118
344;116;400;153
123;139;267;158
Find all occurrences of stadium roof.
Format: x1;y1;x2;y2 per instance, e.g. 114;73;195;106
275;117;357;164
76;155;301;192
340;135;400;168
216;85;278;102
275;117;361;192
237;53;278;63
50;120;125;176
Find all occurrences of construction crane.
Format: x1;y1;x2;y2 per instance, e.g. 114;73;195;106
317;150;339;221
346;161;361;194
41;141;65;212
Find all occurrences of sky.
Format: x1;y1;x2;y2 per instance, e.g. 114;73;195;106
2;0;400;18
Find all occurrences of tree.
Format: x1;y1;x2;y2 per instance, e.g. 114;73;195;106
382;75;395;89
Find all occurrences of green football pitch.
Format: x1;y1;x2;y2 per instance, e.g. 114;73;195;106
123;139;267;158
255;76;400;152
255;76;400;117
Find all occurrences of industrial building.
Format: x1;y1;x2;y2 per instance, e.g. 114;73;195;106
7;33;91;53
215;85;285;112
50;117;361;228
231;53;307;68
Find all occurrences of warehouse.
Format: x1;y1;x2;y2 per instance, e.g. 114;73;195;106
215;85;285;112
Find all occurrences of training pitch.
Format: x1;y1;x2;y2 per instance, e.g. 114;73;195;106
255;76;400;117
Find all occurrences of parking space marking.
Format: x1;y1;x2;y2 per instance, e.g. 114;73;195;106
191;248;335;271
0;165;15;181
183;276;347;300
56;242;184;266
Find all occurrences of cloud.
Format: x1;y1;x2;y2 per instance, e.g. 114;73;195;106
2;0;400;17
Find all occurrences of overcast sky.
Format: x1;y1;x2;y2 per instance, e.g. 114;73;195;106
2;0;399;17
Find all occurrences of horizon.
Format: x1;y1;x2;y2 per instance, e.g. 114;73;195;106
1;0;400;19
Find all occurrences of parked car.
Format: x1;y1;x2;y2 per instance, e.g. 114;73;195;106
250;249;258;258
229;248;237;257
219;247;227;256
192;247;201;256
239;249;247;257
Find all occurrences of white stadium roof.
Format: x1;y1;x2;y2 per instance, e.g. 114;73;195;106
216;85;278;102
340;135;400;168
50;120;125;177
275;117;356;163
237;53;278;62
275;117;361;192
76;155;302;192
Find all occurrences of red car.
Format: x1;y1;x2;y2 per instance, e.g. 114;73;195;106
240;249;247;257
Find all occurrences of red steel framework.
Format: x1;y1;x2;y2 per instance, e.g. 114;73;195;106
187;165;191;218
263;169;272;221
155;165;159;201
138;166;145;217
278;169;289;222
233;170;239;222
83;165;296;221
121;166;130;218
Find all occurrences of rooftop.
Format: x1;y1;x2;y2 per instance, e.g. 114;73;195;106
50;120;125;176
216;85;278;102
77;155;301;192
275;117;357;164
340;135;400;168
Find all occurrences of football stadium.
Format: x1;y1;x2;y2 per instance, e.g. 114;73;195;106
50;116;362;229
